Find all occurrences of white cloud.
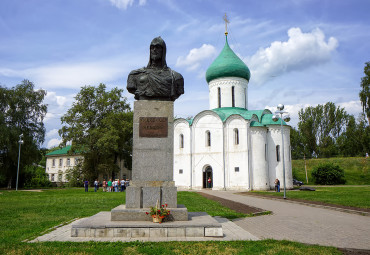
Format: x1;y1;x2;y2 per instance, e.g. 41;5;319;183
176;44;217;71
108;0;146;10
47;138;62;149
46;129;59;138
338;100;363;117
247;27;338;85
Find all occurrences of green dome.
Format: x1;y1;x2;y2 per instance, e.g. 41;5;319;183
206;36;251;83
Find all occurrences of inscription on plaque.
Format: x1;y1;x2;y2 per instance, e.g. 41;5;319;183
139;117;168;137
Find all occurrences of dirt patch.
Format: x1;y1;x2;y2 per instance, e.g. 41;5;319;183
197;192;268;215
238;192;370;213
22;190;43;192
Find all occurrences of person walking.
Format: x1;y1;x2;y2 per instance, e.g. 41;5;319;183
275;178;280;192
108;179;112;192
94;179;99;192
102;179;107;192
121;179;126;192
84;180;89;192
207;177;212;188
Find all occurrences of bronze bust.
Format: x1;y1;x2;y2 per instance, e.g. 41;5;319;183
127;37;184;101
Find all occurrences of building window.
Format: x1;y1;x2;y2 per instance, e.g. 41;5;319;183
276;145;280;162
234;167;239;172
205;131;211;147
180;134;184;148
67;158;70;166
179;169;183;174
58;174;62;182
52;159;55;167
75;158;79;165
234;128;239;145
265;144;268;161
51;174;55;182
59;158;63;167
218;87;221;108
232;86;235;107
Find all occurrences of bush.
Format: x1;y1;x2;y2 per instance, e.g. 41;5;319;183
24;165;52;188
311;163;346;185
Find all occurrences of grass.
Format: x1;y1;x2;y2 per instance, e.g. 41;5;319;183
292;156;370;185
253;186;370;209
0;189;342;254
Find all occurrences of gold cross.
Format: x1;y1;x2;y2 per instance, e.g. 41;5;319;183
223;13;230;35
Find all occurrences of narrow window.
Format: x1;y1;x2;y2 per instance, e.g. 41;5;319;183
265;144;268;161
276;145;280;162
234;128;239;145
58;174;62;182
59;159;63;167
179;169;183;174
234;167;239;172
52;159;55;167
51;174;55;182
180;134;184;148
244;88;247;108
206;131;211;147
67;158;70;166
232;86;235;107
218;87;221;108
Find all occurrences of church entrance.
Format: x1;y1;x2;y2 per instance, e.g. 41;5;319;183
203;166;213;189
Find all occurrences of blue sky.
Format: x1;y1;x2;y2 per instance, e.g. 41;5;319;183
1;0;369;148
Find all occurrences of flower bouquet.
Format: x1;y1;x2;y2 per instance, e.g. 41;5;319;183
146;200;170;223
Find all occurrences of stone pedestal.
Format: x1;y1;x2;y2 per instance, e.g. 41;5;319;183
113;100;187;221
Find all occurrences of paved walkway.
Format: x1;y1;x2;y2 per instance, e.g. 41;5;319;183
200;190;370;250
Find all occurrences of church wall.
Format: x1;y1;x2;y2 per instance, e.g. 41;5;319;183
225;117;250;190
173;120;191;188
250;127;269;190
267;126;293;189
192;113;224;190
208;77;248;109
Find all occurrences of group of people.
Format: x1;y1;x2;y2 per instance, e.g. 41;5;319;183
84;179;130;192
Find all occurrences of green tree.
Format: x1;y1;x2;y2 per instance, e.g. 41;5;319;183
59;84;133;181
297;102;349;158
359;61;370;124
0;80;47;188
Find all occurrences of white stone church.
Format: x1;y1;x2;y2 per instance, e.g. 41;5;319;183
173;34;293;191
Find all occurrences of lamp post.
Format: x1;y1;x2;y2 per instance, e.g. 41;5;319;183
272;104;290;199
16;134;24;191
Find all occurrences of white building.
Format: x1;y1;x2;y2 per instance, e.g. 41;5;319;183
45;145;83;183
173;34;293;191
45;145;131;184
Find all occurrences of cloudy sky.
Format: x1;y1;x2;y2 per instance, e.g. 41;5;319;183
1;0;369;148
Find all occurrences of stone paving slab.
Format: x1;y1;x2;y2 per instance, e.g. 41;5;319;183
200;190;370;250
29;214;258;242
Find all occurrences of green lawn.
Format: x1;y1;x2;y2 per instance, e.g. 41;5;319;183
253;186;370;209
0;189;342;254
292;157;370;185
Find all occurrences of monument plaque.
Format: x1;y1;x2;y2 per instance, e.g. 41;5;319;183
139;117;168;137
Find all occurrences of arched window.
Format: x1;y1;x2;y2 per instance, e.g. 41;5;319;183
232;86;235;107
276;145;280;162
180;134;184;148
218;87;221;108
206;131;211;147
234;128;239;145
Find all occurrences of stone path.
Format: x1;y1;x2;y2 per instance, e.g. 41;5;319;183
200;190;370;250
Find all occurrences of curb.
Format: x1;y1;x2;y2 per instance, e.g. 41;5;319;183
238;194;369;217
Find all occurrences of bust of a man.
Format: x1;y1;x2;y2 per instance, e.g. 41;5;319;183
127;36;184;101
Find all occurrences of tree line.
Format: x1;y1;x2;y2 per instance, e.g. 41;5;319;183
1;61;369;187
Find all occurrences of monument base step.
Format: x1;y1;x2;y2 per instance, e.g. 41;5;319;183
71;211;223;238
111;204;188;221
